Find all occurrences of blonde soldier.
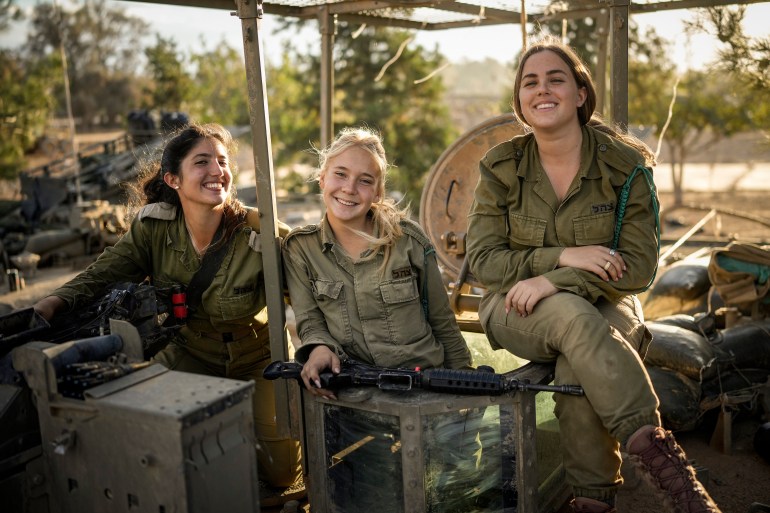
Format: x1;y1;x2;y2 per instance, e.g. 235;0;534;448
282;127;471;398
466;38;720;513
33;123;303;500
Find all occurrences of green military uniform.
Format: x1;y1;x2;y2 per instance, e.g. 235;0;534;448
50;202;302;488
467;125;661;502
283;216;472;369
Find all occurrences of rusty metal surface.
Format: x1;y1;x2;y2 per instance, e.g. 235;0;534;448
419;113;524;284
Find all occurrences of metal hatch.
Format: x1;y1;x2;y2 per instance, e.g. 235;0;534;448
419;113;524;286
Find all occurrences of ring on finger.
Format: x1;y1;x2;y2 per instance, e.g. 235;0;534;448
609;249;616;256
603;261;612;271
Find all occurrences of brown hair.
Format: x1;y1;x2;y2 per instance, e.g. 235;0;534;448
127;122;247;246
513;35;596;127
512;36;656;166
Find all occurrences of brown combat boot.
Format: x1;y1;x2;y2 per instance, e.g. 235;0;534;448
571;497;617;513
626;425;722;513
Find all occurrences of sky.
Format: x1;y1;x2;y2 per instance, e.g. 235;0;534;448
1;0;769;71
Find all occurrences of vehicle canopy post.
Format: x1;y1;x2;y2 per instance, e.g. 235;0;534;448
609;0;629;130
319;5;336;148
235;0;292;438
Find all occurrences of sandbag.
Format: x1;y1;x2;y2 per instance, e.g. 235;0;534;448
645;322;717;381
716;320;770;370
646;365;702;432
701;368;770;401
649;314;700;333
641;256;713;321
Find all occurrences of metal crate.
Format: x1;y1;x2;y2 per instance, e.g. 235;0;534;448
12;338;260;513
301;363;569;513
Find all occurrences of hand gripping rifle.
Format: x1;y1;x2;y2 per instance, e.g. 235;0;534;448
263;359;584;396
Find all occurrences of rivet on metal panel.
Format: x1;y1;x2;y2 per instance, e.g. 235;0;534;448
409;478;419;488
407;448;416;457
405;424;415;431
140;454;154;467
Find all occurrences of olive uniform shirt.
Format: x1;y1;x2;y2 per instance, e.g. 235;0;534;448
283;216;472;370
52;202;285;342
467;124;659;329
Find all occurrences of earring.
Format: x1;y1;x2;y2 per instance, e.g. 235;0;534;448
174;186;179;189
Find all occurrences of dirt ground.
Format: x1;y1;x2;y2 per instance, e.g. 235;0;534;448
2;189;770;513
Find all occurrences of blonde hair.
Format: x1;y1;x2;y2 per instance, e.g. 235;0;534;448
315;126;410;270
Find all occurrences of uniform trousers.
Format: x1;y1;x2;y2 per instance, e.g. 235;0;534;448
152;327;303;488
481;292;661;501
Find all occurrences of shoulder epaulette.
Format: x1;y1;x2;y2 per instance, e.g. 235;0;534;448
591;126;646;179
138;202;176;221
400;218;432;249
482;133;533;168
283;224;321;244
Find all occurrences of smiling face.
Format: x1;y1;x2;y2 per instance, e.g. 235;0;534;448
517;49;588;133
319;146;381;232
164;137;231;212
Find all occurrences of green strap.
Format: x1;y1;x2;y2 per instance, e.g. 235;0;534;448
612;164;660;289
422;247;436;319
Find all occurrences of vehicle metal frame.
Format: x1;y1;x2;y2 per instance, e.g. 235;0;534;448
131;0;770;437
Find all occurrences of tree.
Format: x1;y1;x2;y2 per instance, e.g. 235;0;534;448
0;0;22;32
688;6;770;127
659;69;754;205
144;36;192;113
187;41;250;126
0;50;59;178
627;24;677;137
25;0;149;128
268;22;456;211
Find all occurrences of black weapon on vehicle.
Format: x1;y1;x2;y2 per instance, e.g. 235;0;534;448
0;281;183;363
263;359;584;396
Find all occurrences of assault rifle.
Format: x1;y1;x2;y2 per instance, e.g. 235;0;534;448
263;359;584;396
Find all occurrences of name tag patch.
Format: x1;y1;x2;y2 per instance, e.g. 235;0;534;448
392;266;412;279
591;202;615;214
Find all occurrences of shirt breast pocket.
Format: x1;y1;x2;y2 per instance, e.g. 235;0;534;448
379;277;427;336
312;279;343;301
508;212;547;247
573;212;615;246
219;289;259;320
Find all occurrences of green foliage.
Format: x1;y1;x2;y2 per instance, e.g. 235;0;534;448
0;49;58;178
537;16;604;77
627;24;677;134
25;0;149;127
267;48;321;167
0;0;23;32
688;6;770;126
187;41;250;126
270;22;457;212
144;36;192;113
